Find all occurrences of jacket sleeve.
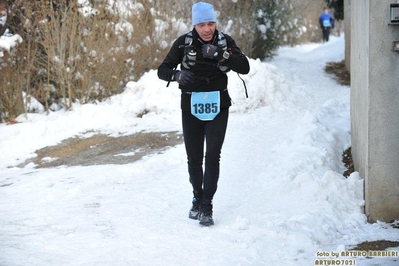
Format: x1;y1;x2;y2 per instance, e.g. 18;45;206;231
157;35;185;83
221;35;250;75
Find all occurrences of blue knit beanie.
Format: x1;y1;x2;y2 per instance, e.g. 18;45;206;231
192;2;216;25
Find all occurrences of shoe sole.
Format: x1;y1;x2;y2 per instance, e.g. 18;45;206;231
189;211;199;220
199;215;214;226
189;214;199;220
199;220;214;226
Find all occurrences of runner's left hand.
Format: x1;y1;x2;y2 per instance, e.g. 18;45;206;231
202;44;223;60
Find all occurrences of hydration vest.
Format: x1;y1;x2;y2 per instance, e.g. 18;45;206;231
182;31;229;73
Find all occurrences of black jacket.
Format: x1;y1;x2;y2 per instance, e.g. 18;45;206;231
157;28;250;111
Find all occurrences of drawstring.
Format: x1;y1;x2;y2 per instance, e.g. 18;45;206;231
166;67;176;87
237;73;248;98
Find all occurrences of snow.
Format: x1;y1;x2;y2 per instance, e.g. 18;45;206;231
0;33;22;57
1;35;398;266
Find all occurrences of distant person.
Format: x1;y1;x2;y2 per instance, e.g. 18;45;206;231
157;2;250;226
319;7;334;42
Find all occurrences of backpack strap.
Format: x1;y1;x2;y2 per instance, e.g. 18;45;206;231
185;31;193;46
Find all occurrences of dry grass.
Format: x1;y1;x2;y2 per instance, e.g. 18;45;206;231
325;60;351;86
351;240;399;251
1;0;170;117
342;147;354;178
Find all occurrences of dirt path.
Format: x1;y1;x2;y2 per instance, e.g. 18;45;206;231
17;131;183;168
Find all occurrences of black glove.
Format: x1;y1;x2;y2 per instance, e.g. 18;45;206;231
174;70;194;85
202;44;223;60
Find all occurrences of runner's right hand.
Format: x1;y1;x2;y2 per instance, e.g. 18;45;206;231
174;70;194;85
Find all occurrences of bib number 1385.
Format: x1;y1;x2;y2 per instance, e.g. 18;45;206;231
191;91;220;121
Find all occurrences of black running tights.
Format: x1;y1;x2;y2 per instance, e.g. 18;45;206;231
182;108;229;201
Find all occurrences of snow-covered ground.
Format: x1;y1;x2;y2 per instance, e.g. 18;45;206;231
0;35;398;266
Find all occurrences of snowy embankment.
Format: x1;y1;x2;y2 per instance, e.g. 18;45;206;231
0;35;398;266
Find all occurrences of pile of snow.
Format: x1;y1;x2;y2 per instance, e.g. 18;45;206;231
0;33;22;57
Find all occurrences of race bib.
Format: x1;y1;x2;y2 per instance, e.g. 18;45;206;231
323;19;331;27
191;91;220;121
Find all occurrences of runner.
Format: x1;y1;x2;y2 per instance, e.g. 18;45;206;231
157;1;250;226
